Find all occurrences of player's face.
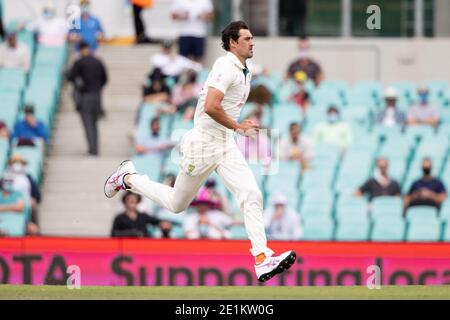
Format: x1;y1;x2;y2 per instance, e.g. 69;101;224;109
235;29;254;59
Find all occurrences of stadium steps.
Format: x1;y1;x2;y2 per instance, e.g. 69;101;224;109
39;45;160;237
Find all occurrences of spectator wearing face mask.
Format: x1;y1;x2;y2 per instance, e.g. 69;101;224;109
355;157;401;201
286;37;323;86
4;154;41;235
404;158;447;210
27;2;67;47
0;173;29;236
375;88;406;130
407;86;439;128
312;105;353;150
68;0;105;52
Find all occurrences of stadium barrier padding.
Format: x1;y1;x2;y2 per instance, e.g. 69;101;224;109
0;237;450;286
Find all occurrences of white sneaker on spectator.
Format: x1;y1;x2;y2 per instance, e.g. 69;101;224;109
104;160;136;198
255;250;296;282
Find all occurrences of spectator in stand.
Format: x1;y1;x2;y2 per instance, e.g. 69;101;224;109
134;117;175;161
184;188;233;239
143;68;175;113
130;0;157;44
3;154;40;235
375;87;406;130
12;105;48;144
28;2;67;47
286;37;323;86
407;86;439;128
111;191;169;237
312;106;353;150
67;41;108;156
200;178;231;215
151;40;202;82
279;122;313;169
0;31;31;72
264;192;302;240
404;158;447;210
0;173;30;236
171;0;214;62
0;121;10;140
291;71;310;112
68;0;104;52
355;157;401;201
171;69;202;120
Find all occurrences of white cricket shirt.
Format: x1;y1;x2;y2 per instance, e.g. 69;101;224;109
193;51;252;141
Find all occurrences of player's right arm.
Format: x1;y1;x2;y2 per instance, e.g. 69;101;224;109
204;87;259;136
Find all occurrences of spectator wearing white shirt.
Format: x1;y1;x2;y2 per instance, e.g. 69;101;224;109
375;87;406;130
28;3;67;47
407;86;439;128
279;122;313;169
264;193;302;240
0;32;31;72
151;40;202;82
171;0;214;62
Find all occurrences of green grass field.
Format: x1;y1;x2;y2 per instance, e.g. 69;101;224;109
0;285;449;300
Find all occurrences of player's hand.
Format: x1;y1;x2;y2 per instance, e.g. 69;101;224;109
236;120;259;137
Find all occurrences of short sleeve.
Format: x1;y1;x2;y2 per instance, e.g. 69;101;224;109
437;180;447;193
207;60;235;94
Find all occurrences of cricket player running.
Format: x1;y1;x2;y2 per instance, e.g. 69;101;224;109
104;21;296;282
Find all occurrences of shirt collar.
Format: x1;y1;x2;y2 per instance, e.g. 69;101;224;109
226;52;246;70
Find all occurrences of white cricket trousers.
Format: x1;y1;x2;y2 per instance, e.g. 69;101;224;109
128;128;274;257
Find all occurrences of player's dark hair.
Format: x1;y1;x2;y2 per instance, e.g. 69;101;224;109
221;20;249;51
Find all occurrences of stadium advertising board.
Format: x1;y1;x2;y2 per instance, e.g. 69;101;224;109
0;238;449;286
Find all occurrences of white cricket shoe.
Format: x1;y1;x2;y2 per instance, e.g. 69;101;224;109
104;160;136;198
255;250;296;282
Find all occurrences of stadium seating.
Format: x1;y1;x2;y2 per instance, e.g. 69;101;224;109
371;215;405;241
301;215;334;240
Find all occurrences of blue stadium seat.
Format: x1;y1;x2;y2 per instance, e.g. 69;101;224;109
0;212;26;236
406;216;441;241
335;215;370;241
230;225;248;240
301;215;334;240
371;215;405;241
406;206;439;220
371;196;403;219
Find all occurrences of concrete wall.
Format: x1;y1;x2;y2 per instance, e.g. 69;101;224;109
435;0;450;37
204;37;450;85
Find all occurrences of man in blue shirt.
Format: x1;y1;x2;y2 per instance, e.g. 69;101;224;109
134;117;175;161
12;105;49;143
404;158;447;209
68;0;104;52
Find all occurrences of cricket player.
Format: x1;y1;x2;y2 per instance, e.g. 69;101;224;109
104;21;296;282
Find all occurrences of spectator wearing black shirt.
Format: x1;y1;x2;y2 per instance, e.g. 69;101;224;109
111;191;163;237
355;157;401;201
68;41;108;156
404;158;447;210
